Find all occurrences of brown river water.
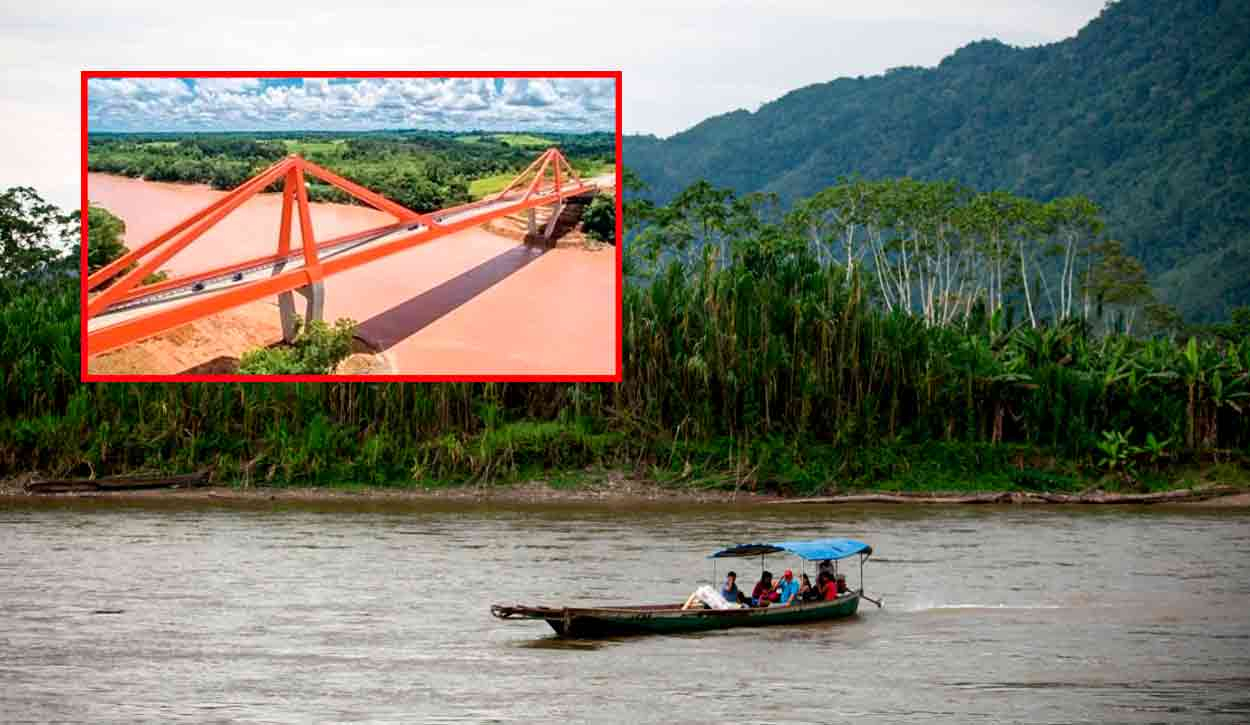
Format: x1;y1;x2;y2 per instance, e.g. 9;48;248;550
2;498;1248;724
87;174;616;375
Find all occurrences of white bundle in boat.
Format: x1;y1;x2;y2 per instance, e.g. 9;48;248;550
682;584;737;610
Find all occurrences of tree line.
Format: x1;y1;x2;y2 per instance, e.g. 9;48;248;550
86;130;616;213
628;176;1172;336
2;176;1247;494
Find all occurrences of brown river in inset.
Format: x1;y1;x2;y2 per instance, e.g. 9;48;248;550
87;174;616;375
3;498;1248;723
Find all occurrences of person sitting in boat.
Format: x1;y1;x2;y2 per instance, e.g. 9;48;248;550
776;569;800;605
816;571;838;601
818;559;834;580
798;573;821;602
751;571;779;607
835;573;850;596
721;571;747;604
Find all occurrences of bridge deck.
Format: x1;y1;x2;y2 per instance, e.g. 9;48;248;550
87;181;596;338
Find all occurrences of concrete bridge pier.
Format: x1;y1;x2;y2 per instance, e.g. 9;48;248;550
526;208;538;236
278;281;326;342
543;201;567;240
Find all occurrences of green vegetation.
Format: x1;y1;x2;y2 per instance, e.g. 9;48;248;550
582;194;616;243
468;159;615;200
82;206;126;273
467;171;521;200
1;187;75;279
237;318;358;375
3;181;1248;494
87;129;615;213
457;133;554;148
624;0;1250;322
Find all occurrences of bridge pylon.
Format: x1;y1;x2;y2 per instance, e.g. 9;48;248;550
493;148;585;243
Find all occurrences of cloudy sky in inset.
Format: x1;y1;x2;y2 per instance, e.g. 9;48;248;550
86;77;616;133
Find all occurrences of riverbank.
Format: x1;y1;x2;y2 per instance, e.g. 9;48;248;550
4;469;1248;507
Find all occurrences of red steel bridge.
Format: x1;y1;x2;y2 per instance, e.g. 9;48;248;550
85;148;597;356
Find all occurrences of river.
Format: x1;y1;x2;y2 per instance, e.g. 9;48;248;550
2;498;1247;723
86;174;617;376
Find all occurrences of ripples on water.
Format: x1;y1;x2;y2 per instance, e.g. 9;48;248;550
1;498;1248;723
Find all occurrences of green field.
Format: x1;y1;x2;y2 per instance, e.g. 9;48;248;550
468;171;518;199
457;133;553;148
467;160;616;199
281;138;346;155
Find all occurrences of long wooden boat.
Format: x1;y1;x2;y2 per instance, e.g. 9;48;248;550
492;537;876;638
492;592;861;637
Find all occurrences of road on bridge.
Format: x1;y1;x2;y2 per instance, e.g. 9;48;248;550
84;171;617;376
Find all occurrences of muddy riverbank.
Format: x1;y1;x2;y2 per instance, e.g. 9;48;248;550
4;473;1248;508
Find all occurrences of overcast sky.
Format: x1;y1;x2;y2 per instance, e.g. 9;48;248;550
1;0;1108;208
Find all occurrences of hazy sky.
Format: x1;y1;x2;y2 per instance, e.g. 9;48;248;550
1;0;1108;208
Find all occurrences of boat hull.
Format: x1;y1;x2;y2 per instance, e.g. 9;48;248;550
492;593;861;638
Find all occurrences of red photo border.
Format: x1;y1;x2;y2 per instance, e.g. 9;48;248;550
80;70;624;384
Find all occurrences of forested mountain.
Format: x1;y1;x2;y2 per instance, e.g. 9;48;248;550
624;0;1250;321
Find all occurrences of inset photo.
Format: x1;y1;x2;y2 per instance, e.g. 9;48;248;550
82;72;620;380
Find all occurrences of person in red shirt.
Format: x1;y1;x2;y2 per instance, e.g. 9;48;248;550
817;572;838;601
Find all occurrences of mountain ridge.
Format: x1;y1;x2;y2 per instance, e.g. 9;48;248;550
624;0;1250;321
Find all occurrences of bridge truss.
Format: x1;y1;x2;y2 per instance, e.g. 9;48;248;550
84;148;595;356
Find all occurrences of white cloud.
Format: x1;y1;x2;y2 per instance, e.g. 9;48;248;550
84;76;614;133
193;77;261;93
500;79;561;107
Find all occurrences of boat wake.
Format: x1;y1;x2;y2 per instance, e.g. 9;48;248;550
903;601;1066;613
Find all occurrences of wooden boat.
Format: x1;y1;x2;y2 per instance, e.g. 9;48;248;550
491;538;876;638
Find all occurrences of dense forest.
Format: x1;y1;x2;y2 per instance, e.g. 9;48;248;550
3;180;1247;494
87;130;615;212
624;0;1250;322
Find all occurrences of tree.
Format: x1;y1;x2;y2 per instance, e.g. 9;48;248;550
1086;239;1154;334
0;187;75;280
582;194;616;243
1144;302;1183;337
786;178;872;279
620;167;655;238
670;180;735;267
82;205;127;273
1044;196;1104;322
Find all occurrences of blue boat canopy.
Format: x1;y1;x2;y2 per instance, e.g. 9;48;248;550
709;538;872;561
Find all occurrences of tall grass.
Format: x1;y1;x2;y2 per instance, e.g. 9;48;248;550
2;180;1247;492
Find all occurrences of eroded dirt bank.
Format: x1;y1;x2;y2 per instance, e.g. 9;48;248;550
3;474;1247;508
